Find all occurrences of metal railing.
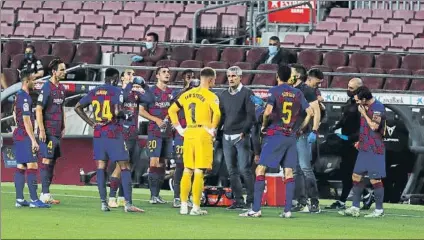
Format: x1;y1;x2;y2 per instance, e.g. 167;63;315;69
253;1;314;46
192;0;254;43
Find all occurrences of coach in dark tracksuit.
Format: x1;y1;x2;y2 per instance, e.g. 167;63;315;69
326;78;363;210
219;66;256;210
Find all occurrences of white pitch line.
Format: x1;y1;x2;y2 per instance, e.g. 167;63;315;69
2;191;424;218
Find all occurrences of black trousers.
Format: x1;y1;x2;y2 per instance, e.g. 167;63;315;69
339;143;358;202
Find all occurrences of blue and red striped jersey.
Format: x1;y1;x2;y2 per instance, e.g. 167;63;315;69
78;84;124;139
143;85;177;138
37;81;65;137
266;84;309;137
122;83;154;140
358;100;386;154
13;90;34;141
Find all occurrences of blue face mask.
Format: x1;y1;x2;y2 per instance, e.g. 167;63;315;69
145;42;154;50
268;46;278;55
25;53;33;60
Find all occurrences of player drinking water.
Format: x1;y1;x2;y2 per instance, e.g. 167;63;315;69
240;65;313;218
13;70;50;208
74;69;143;213
36;58;66;205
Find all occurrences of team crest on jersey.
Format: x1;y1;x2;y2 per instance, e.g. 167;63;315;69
23;103;29;111
372;111;382;123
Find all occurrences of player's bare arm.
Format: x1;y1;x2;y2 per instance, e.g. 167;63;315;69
23;115;39;152
261;104;273;130
74;102;96;127
299;108;313;131
310;100;321;131
358;105;380;131
139;105;163;126
35;105;46;142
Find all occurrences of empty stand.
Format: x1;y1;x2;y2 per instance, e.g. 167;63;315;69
252;64;278;86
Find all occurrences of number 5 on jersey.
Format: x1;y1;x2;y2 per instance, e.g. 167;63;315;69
282;102;293;124
92;100;113;121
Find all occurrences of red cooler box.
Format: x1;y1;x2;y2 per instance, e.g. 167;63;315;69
261;173;286;207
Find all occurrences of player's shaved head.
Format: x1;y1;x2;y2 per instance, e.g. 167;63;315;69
349;78;363;89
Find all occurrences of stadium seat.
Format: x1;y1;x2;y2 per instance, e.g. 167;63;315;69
300;35;325;48
20;12;43;25
1;13;15;25
158;12;177;18
323;51;348;71
206;7;226;15
1;8;15;15
64;14;84;26
123;1;145;14
401;54;424;72
123;26;146;40
371;9;393;21
147;25;167;42
13;26;35;38
410;69;424;91
103;1;123;14
80;24;103;40
221;47;245;66
3;40;25;58
241;48;264;69
200;13;219;33
227;5;247;27
337;22;358;34
178;60;203;79
52;42;76;65
169;26;189;42
42;1;63;11
62;1;83;11
298;50;323;69
393;10;414;22
184;4;204;13
3;0;23;10
375;53;401;72
53;25;76;39
32;41;51;57
118;10;136;20
153;16;175;28
83;2;103;13
98;10;115;25
170;46;195;65
361;68;385;89
11;54;25;69
83;15;105;27
358;23;380;34
163;3;185;13
195;46;220;65
32;26;54;38
102;25;125;40
349;52;374;72
73;43;101;64
206;61;229;85
1;53;10;69
343;36;369;49
330;66;358;88
131;61;153;82
221;13;240;36
387;38;413;51
310;65;332;88
175;14;195;29
365;37;391;51
350;8;372;20
43;13;64;26
313;22;337;33
145;2;164;12
281;34;304;48
133;16;154;26
322;35;347;49
384;68;411;90
328;8;350;20
1;25;14;37
2;68;19;86
234;62;253;85
252;64;278;86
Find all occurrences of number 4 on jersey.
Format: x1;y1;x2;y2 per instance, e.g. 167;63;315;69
92;100;113;121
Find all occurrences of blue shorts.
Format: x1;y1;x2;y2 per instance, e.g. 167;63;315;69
39;135;61;160
258;134;297;169
93;135;129;162
353;151;386;179
14;136;37;164
173;137;184;163
147;135;173;159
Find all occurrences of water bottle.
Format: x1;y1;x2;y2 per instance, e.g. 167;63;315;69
133;76;145;86
160;118;169;133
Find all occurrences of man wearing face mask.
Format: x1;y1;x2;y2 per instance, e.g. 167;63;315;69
326;78;364;210
131;32;166;65
218;66;256;210
18;45;44;80
260;36;297;66
290;64;321;213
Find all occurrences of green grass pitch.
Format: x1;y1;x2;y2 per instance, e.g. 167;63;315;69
2;183;424;239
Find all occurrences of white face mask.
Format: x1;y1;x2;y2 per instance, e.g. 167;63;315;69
145;42;154;50
268;46;278;55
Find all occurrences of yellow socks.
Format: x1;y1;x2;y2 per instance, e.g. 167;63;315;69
192;169;204;207
180;170;193;202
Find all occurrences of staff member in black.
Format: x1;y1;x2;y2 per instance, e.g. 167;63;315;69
326;78;364;210
18;45;44;80
219;66;256;210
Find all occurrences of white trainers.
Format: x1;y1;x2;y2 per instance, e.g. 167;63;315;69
239;210;262;217
190;208;208;216
338;206;360;217
279;211;292;218
364;209;384;218
40;193;60;204
117;197;126;207
180;202;189;215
